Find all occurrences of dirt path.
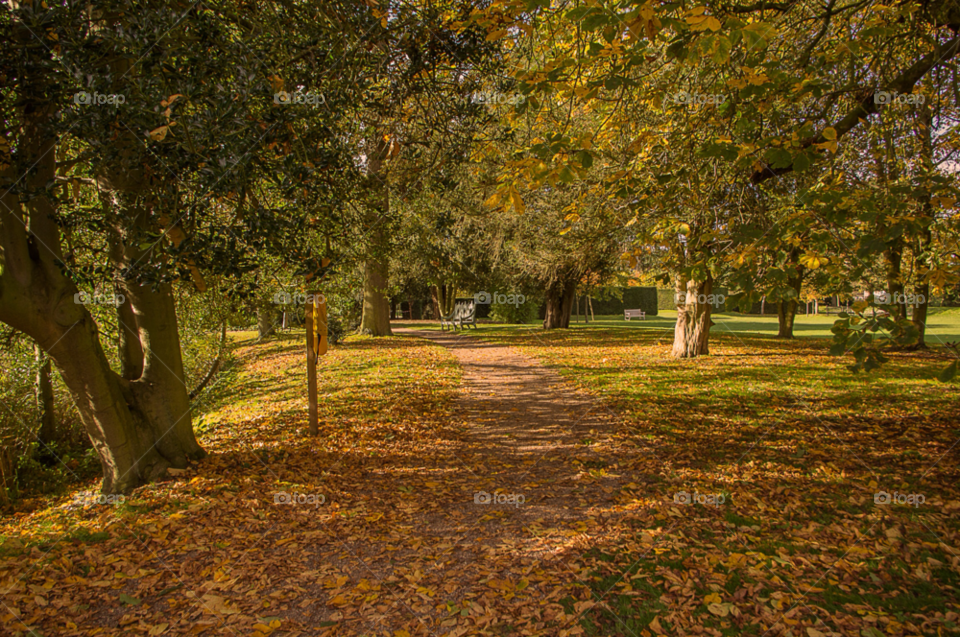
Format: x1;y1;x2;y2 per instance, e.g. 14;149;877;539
397;328;619;509
346;328;627;635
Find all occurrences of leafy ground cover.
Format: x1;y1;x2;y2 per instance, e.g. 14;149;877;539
2;325;958;636
446;323;960;636
0;333;464;636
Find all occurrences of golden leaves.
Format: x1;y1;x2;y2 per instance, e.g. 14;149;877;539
686;6;722;32
799;253;829;269
508;186;525;213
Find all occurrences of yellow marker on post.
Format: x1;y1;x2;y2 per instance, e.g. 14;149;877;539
314;293;328;357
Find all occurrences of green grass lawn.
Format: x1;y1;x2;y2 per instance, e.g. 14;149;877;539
402;306;960;345
567;307;960;344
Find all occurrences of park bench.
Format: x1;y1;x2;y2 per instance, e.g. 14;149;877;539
624;309;646;320
440;298;478;331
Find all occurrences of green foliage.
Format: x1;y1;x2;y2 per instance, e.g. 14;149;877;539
490;299;539;324
830;305;921;373
327;315;347;345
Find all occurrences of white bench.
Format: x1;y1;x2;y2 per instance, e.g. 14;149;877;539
624;309;645;320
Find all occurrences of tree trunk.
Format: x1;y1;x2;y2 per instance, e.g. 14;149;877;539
0;18;203;494
117;292;145;380
445;285;457;315
361;256;392;335
672;275;713;358
431;285;442;319
360;137;393;336
912;102;934;348
777;259;804;339
884;241;907;319
121;277;205;471
257;305;278;340
35;344;56;446
543;279;577;329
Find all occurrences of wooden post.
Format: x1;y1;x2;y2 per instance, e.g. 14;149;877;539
306;298;319;436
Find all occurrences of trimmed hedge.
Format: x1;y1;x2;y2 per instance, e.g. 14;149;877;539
588;287;658;316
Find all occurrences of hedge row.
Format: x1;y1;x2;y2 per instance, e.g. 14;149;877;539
588;287;659;316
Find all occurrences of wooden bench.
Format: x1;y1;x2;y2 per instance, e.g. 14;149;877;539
624;309;645;320
440;298;478;331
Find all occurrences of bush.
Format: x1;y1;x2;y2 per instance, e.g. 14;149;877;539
490;300;539;324
327;315;347;345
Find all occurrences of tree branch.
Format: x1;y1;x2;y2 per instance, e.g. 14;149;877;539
752;35;960;184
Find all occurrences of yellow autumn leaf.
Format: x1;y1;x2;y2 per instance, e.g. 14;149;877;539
822;126;837;140
509;187;525;214
160;94;182;108
148;123;176;142
814;140;838;153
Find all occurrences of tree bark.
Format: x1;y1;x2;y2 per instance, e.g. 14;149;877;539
361;255;392;335
884;241;907;319
672;275;713;358
431;285;442;320
35;343;56;446
360;137;393;336
117;291;145;380
257;305;278;340
543;278;577;329
912;102;934;348
777;258;805;339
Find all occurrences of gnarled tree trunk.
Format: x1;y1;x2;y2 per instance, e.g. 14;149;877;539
673;275;713;358
0;15;204;493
